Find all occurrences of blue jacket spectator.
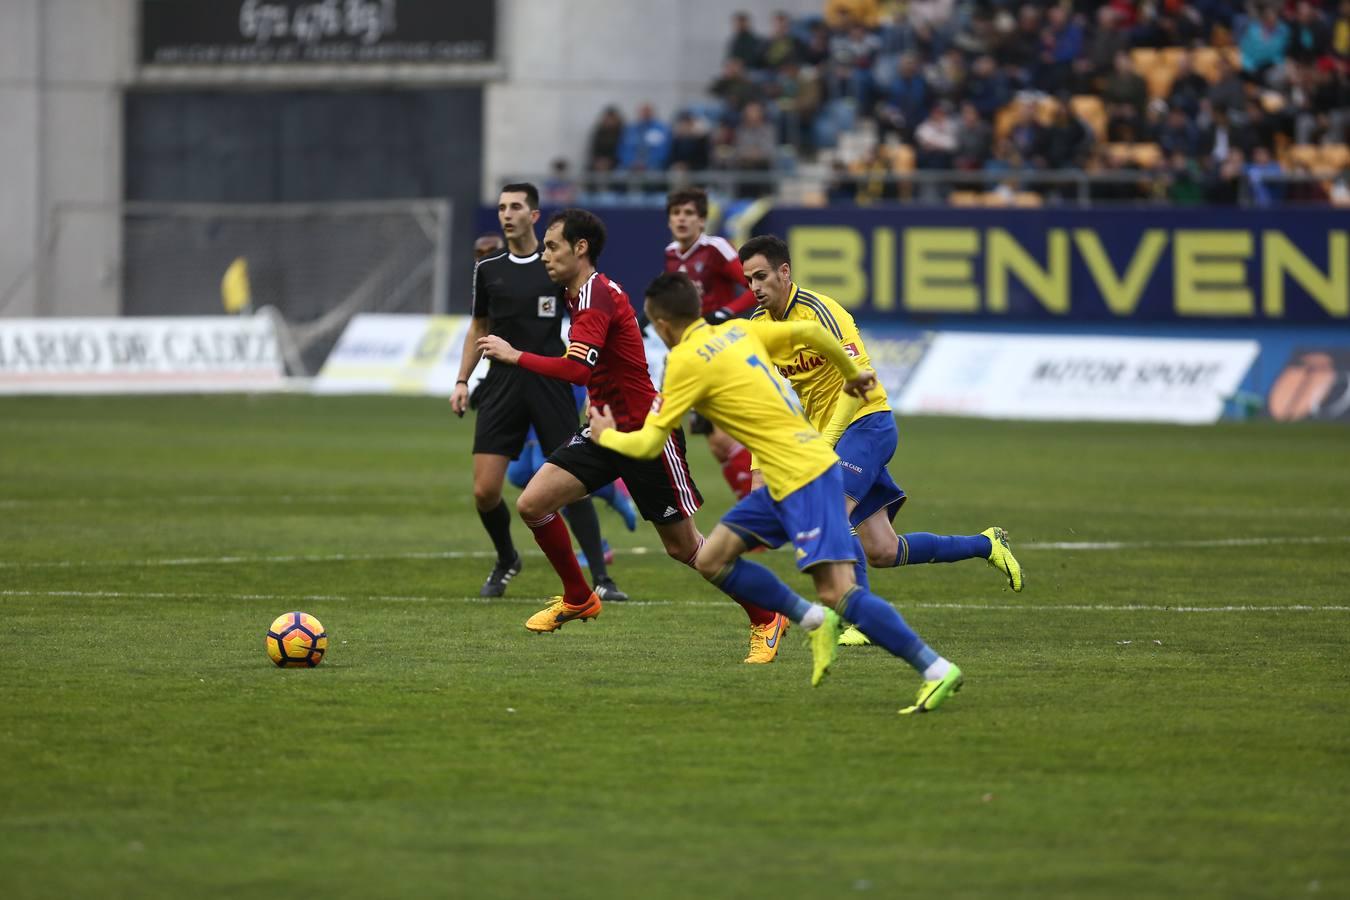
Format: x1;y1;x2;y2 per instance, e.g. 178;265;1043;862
1048;8;1084;64
965;55;1013;119
617;104;672;171
885;55;932;130
1245;147;1285;206
1239;9;1291;74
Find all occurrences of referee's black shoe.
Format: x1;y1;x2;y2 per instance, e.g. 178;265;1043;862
593;577;629;603
480;553;523;598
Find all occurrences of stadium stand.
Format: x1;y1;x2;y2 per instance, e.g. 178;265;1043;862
566;1;1350;208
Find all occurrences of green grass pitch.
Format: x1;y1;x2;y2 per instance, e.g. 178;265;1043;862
2;395;1348;899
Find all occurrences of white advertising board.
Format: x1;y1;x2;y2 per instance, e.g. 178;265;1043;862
895;332;1260;424
312;314;467;395
0;316;285;394
313;314;497;396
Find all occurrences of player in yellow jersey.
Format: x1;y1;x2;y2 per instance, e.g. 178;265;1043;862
738;236;1023;645
587;272;964;714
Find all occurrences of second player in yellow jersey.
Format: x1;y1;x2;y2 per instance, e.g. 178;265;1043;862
748;281;889;443
737;235;1024;651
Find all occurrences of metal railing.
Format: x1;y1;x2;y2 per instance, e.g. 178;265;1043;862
510;168;1349;208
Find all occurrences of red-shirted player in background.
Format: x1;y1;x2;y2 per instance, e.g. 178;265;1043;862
478;208;789;661
663;188;756;500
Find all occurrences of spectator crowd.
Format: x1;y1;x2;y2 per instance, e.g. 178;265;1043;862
570;1;1350;206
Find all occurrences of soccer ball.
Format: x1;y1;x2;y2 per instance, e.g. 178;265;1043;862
265;611;328;668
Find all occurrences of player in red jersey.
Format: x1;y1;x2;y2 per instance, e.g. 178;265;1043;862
663;188;756;500
478;208;789;661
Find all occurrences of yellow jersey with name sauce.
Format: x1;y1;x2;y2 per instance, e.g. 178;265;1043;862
748;283;889;433
597;318;862;501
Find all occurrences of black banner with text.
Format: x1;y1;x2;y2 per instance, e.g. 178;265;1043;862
141;0;495;65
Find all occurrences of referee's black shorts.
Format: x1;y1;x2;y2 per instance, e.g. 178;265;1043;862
472;369;580;458
548;427;703;526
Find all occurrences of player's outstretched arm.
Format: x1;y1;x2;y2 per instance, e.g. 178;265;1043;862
749;319;876;399
592;352;702;460
476;334;592;386
589;405;673;460
821;392;862;446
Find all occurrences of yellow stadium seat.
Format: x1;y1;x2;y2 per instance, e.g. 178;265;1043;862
1070;95;1107;140
1286;144;1321;169
1317;144;1350;174
1161;47;1189;67
1191;47;1221;82
1144;58;1179;99
888;144;916;173
1130;48;1159;73
1130;143;1163;169
995;104;1018;141
1036;96;1059;126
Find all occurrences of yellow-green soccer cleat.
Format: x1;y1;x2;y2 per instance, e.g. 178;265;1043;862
525;593;602;633
808;608;842;686
838;625;872;647
898;664;964;715
982;526;1023;592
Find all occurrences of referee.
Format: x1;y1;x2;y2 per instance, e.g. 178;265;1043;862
451;183;622;600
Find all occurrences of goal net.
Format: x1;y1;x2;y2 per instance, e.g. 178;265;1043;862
121;200;451;374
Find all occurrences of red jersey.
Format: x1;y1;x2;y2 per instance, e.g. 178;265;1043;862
663;233;757;317
564;272;657;431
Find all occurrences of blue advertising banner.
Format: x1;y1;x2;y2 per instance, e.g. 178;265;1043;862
475;205;1348;325
756;207;1349;324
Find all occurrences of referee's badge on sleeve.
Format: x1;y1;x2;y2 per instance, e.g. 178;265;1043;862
538;295;558;317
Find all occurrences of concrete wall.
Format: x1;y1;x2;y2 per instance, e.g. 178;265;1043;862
0;0;818;317
0;0;131;318
483;0;823;195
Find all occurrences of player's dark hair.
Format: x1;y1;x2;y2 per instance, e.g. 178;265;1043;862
500;182;540;210
738;234;791;268
665;187;709;218
547;208;607;264
644;272;702;322
473;232;505;260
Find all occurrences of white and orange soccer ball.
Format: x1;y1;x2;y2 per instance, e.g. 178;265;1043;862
265;612;328;668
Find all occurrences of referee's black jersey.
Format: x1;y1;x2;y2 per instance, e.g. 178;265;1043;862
471;250;565;356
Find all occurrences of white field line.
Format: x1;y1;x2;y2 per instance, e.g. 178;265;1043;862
1031;535;1350;550
2;589;1348;614
1;535;1347;571
0;495;426;508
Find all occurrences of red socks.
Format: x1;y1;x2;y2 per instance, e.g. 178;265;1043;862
736;597;778;627
721;446;753;500
525;512;592;605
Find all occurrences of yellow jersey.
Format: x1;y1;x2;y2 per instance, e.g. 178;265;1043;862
597;318;863;500
749;283;889;439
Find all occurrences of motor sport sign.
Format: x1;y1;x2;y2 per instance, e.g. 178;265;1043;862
894;332;1260;424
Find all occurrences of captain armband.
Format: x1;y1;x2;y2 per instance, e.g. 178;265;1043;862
566;341;602;368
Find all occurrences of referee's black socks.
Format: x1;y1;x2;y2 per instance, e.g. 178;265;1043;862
478;501;516;565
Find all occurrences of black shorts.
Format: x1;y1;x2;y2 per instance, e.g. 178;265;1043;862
473;370;580;458
688;412;715;436
548;427;703;525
